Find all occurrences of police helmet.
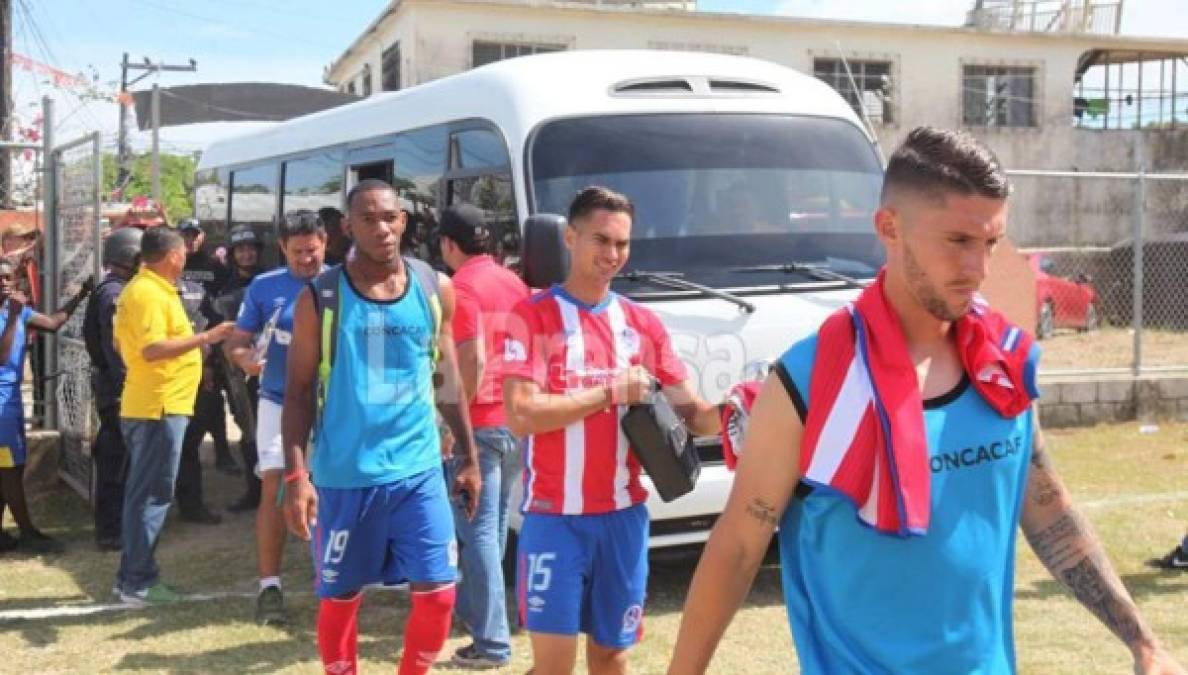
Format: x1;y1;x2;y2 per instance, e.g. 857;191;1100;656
228;225;262;249
103;227;144;270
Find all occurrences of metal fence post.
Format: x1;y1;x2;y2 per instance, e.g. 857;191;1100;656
1131;163;1146;377
41;95;57;429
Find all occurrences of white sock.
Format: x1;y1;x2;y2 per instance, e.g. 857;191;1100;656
260;577;281;592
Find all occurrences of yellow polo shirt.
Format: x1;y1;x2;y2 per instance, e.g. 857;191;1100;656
114;267;202;418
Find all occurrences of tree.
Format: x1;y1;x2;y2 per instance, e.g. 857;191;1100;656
102;152;197;223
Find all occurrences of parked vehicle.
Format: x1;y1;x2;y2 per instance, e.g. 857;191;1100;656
196;50;884;557
1026;252;1100;339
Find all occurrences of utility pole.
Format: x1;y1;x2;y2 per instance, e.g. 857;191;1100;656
0;0;12;209
115;56;196;198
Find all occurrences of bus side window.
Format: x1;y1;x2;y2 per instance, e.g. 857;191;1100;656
445;127;518;266
230;163;281;269
394;126;448;268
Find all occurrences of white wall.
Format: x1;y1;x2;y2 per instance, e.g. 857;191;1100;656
324;1;1188;245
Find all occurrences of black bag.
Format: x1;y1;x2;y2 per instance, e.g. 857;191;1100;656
621;392;700;502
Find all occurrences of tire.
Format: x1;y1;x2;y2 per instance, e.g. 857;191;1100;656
1037;300;1055;340
1083;303;1101;332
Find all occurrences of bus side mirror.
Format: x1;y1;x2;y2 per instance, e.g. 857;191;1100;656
521;214;569;289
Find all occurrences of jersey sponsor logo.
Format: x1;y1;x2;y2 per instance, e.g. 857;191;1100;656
504;338;527;363
929;434;1025;473
621;604;643;634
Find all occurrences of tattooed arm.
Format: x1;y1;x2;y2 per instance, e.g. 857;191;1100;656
668;374;802;675
1021;418;1184;675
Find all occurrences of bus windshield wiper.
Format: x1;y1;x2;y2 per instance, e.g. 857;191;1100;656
729;262;870;289
617;270;756;314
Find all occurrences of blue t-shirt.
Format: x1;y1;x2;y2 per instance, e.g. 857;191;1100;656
236;267;325;404
0;302;33;413
775;334;1040;675
311;268;439;489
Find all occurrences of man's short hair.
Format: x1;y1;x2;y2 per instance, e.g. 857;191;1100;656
567;186;634;226
140;226;184;263
881;126;1010;205
279;210;327;241
346;179;396;211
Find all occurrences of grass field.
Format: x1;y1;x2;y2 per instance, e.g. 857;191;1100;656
1;422;1186;673
1040;327;1188;371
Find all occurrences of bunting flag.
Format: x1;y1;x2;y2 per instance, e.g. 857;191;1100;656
10;53;88;90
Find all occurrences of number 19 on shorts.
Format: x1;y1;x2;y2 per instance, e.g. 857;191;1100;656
324;529;350;565
525;552;555;592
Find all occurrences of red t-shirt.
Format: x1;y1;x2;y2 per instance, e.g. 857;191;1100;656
504;286;687;515
450;255;531;428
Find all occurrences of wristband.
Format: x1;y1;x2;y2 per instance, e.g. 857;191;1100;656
283;469;308;484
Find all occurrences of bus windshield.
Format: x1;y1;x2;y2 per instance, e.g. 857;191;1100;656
530;113;885;293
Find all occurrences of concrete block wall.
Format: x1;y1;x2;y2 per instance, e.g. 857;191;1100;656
1038;375;1188;428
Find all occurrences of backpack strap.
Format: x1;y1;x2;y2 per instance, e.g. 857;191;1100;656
403;256;442;363
309;265;343;415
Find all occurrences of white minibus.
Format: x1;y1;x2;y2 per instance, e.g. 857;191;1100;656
196;49;884;559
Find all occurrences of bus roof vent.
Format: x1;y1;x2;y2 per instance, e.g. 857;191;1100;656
708;79;780;94
611;76;780;97
612;78;695;95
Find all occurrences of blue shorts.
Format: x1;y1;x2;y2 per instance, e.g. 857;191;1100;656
517;503;649;649
312;466;457;598
0;412;26;468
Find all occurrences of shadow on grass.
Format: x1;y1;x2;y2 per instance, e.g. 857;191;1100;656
1015;570;1188;601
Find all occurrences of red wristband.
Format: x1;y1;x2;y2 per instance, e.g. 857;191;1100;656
283;469;308;484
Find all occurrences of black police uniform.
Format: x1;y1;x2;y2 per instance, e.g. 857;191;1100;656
81;272;130;545
181;250;236;474
215;265;264;510
173;278;225;520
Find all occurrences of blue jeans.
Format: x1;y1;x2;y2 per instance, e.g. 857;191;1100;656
448;427;522;661
116;416;187;594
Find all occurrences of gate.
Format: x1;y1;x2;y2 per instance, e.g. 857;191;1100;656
46;132;103;498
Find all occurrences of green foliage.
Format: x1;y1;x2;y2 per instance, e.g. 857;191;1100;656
102;152;197;223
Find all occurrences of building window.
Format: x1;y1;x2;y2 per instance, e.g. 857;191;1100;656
361;66;372;97
963;65;1037;128
382;42;401;91
472;41;566;68
813;58;893;125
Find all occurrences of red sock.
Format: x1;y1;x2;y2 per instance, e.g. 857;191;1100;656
398;584;456;675
318;594;362;675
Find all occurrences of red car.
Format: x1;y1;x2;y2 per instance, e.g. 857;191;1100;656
1025;253;1100;339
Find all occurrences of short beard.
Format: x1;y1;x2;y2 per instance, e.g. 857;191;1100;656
902;243;965;322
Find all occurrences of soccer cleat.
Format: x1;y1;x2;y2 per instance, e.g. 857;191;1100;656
1146;545;1188;571
255;585;287;625
451;644;510;670
120;582;182;607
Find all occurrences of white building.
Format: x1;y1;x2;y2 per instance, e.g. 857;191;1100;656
322;0;1188;244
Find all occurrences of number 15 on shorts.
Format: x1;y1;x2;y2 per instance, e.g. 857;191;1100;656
526;552;555;592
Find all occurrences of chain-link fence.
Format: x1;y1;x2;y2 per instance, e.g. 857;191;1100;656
1006;168;1188;374
47;132;102;498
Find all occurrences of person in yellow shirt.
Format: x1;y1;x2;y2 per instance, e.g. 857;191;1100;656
111;226;234;606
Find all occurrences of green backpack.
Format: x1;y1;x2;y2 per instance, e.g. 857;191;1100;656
308;257;442;413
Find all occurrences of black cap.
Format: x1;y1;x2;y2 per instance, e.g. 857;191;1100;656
178;218;202;233
439;204;490;253
229;226;261;247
